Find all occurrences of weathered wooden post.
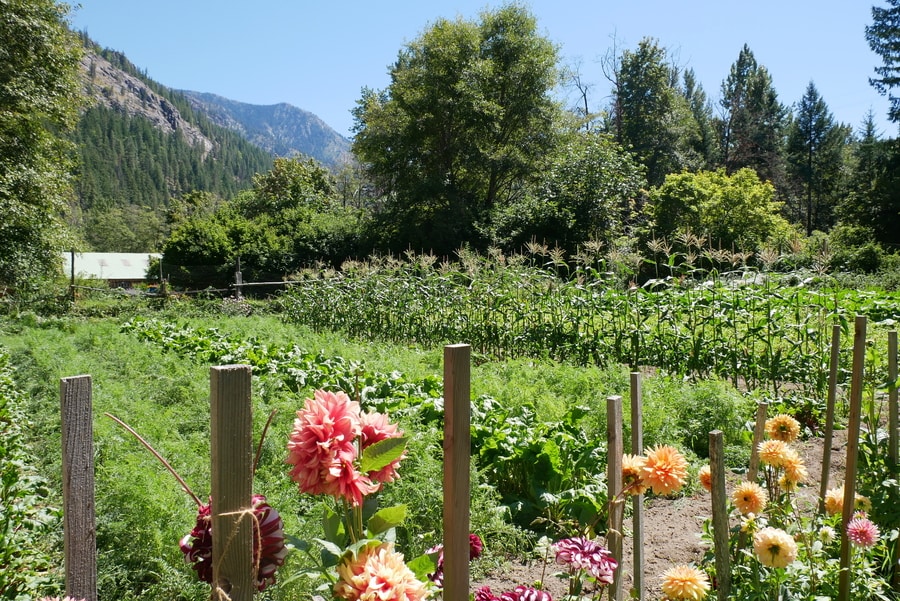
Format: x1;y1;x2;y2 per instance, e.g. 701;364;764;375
443;344;471;601
234;257;244;300
607;395;624;601
60;374;98;601
889;330;899;589
709;430;730;601
747;401;768;482
210;365;254;601
630;372;644;600
838;316;866;601
819;324;841;513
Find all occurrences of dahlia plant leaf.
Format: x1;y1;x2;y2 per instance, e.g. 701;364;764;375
314;538;344;564
367;504;407;535
407;552;438;582
360;436;408;473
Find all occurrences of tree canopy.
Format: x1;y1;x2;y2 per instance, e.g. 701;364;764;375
0;0;83;289
352;3;562;255
867;0;900;123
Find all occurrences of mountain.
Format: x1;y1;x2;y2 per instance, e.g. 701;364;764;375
179;91;351;169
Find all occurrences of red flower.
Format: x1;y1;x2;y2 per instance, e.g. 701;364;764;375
180;495;288;591
552;536;617;585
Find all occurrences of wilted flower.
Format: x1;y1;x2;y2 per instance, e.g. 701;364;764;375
757;440;790;468
334;542;429;601
697;465;712;492
622;454;648;495
360;410;406;484
753;527;797;568
732;482;766;516
643;445;688;496
660;565;710;600
179;495;288;591
499;586;553;601
765;414;801;442
552;536;617;584
847;516;880;548
286;389;376;506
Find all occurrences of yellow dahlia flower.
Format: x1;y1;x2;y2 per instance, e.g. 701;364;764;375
660;565;710;600
732;481;766;515
765;414;801;443
753;527;797;568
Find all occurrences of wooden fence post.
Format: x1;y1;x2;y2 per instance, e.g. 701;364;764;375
60;375;98;601
607;395;624;601
889;330;899;589
709;430;730;601
747;402;768;482
210;365;254;601
819;324;841;513
443;344;471;601
630;373;644;601
838;316;866;601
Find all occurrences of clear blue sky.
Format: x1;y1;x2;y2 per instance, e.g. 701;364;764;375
69;1;896;139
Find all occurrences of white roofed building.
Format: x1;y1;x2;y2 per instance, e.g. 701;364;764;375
62;252;161;288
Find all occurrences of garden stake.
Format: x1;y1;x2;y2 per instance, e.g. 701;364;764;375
747;401;768;482
709;430;730;601
630;372;644;601
443;344;471;601
838;316;866;601
210;364;254;601
888;330;899;589
60;374;98;601
819;324;841;513
606;395;624;601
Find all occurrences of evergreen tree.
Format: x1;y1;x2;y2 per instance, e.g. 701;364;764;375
682;68;718;167
614;38;701;186
786;82;850;234
866;0;900;124
719;45;788;188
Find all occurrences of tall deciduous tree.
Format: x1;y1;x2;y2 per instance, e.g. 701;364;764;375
786;82;851;234
719;45;788;188
0;0;83;289
866;0;900;123
352;4;561;255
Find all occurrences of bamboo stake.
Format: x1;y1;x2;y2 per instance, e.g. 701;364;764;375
819;324;841;513
210;365;254;601
60;375;98;601
630;372;644;601
709;430;730;601
607;395;624;601
443;344;471;601
838;316;866;601
888;330;899;589
747;401;768;482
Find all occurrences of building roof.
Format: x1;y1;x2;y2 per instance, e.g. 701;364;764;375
62;252;161;281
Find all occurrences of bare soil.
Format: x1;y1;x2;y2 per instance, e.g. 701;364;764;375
472;430;848;600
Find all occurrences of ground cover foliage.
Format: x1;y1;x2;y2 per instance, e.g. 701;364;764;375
1;271;899;599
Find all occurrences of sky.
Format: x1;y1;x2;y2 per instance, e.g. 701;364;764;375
69;1;897;140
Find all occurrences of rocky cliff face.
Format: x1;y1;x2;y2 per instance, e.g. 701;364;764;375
80;50;213;155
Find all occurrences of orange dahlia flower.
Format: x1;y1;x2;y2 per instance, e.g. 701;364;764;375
643;445;688;496
765;414;801;443
622;454;648;495
732;482;766;515
697;465;712;492
757;439;790;467
660;565;710;600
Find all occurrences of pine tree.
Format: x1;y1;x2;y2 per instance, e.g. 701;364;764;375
866;0;900;124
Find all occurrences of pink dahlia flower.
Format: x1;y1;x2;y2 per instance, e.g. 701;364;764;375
475;586;500;601
286;389;376;506
179;495;288;591
500;586;553;601
847;516;880;548
360;410;406;484
552;536;617;585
